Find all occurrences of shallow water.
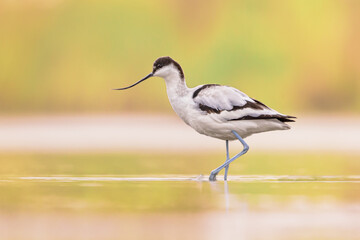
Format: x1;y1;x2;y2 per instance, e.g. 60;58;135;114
1;153;360;239
14;174;360;182
1;175;360;240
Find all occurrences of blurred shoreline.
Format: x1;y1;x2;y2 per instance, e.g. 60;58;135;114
0;114;359;154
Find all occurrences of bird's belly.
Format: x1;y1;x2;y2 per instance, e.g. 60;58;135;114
187;115;238;140
170;102;240;140
188;114;290;141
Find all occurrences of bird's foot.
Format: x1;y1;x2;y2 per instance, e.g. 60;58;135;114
209;171;218;181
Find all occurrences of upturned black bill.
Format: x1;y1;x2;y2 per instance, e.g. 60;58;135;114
113;73;153;90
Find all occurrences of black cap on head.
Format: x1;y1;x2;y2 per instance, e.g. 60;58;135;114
153;56;184;79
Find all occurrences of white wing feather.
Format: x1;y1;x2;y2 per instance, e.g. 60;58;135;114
194;85;248;110
193;85;286;120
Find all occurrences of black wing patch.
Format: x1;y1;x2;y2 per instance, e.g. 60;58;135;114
192;84;220;99
229;114;296;122
251;98;270;109
197;100;268;114
198;103;221;114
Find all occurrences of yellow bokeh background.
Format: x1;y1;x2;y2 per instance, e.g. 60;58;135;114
0;0;359;114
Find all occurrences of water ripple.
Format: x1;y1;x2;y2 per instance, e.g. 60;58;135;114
6;175;360;183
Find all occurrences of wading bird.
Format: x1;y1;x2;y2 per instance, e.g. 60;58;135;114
114;57;296;181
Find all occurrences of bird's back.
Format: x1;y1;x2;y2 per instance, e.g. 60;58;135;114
188;84;295;140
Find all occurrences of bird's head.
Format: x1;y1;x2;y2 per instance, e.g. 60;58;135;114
152;56;184;79
114;56;184;90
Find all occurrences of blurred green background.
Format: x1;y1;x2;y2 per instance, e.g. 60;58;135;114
1;3;360;239
1;0;359;115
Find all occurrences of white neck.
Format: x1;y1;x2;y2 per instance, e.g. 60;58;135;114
163;72;189;98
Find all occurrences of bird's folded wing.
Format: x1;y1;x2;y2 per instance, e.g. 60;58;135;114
193;85;295;122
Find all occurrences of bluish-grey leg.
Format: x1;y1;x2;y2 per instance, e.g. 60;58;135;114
224;140;230;181
209;130;249;181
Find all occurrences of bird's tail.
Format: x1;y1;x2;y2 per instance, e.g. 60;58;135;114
277;115;296;123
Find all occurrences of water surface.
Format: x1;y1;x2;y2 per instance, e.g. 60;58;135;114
1;153;359;240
